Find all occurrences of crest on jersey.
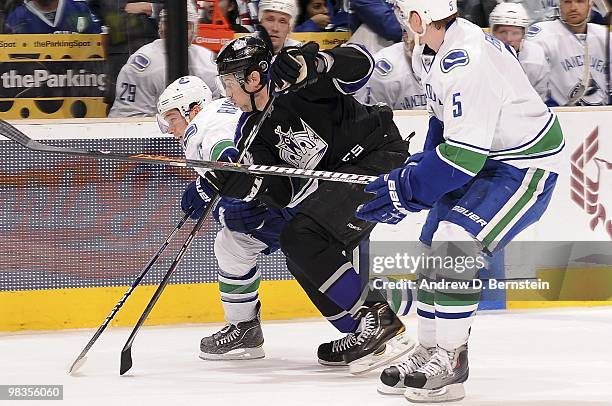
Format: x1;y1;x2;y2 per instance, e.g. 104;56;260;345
274;120;328;169
374;59;393;76
526;25;541;38
440;49;469;73
131;54;150;72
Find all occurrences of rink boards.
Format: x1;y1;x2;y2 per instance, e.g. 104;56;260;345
1;108;611;331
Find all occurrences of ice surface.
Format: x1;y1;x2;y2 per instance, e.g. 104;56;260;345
1;308;611;406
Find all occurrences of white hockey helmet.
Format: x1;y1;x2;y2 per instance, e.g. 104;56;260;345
156;76;212;133
489;2;531;29
393;0;458;36
258;0;299;21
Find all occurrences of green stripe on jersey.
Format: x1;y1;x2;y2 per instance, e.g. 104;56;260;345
210;140;235;162
491;118;564;158
438;143;488;174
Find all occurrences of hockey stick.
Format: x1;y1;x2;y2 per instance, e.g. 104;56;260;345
0;119;378;185
67;209;193;375
119;96;277;375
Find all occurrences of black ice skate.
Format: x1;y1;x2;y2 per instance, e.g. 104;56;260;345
317;332;358;366
378;344;437;395
342;302;415;374
404;345;469;403
199;305;264;360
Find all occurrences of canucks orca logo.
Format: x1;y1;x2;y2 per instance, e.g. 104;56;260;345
441;49;469;73
275;119;328;169
526;25;541;38
374;59;393;76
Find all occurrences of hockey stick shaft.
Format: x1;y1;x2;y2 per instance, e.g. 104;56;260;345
119;96;277;375
67;209;193;375
0;119;377;185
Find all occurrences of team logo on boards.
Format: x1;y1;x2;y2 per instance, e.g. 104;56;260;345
570;127;612;238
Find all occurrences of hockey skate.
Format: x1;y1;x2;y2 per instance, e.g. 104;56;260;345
342;302;415;375
199;305;264;360
403;345;469;403
317;332;358;366
377;344;437;395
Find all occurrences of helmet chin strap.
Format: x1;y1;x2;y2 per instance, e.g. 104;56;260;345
243;82;267;113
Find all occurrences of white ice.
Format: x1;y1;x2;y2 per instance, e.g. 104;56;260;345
1;307;612;406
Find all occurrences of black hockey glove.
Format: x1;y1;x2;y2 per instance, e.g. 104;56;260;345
271;41;320;94
204;169;263;200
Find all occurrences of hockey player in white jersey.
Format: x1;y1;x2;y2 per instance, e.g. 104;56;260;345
258;0;302;53
489;2;532;52
521;0;611;106
157;76;289;360
357;0;565;402
354;31;427;110
109;0;222;118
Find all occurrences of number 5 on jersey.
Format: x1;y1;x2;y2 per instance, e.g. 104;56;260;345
452;92;462;117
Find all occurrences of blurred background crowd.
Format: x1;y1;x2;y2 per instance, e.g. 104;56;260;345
0;0;610;119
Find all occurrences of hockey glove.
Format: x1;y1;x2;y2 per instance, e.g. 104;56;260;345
181;176;215;219
213;198;268;233
271;42;320;94
355;166;431;224
205;169;263;201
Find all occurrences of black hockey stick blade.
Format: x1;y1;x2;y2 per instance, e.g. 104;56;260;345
120;348;133;376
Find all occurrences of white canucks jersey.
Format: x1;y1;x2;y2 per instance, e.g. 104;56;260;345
109;40;223;117
414;18;564;174
354;42;426;110
183;98;241;178
521;19;611;106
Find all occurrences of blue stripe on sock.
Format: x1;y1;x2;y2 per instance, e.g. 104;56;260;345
221;294;259;304
219;266;257;281
417;308;435;319
435;310;475;319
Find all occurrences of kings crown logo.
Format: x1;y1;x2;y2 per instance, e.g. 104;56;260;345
275;120;328;169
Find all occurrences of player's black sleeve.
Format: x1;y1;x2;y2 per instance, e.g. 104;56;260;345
300;43;375;100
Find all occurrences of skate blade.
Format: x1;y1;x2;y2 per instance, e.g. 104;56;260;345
199;346;265;361
349;333;415;375
377;384;406;395
318;359;348;367
404;383;465;403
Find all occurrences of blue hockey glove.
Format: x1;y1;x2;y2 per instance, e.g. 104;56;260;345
355;167;431;224
213;198;268;233
181;176;215;219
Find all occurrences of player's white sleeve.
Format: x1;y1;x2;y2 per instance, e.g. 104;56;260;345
519;37;550;102
440;52;500;172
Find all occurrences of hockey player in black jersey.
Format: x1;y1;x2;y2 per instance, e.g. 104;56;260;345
206;33;414;373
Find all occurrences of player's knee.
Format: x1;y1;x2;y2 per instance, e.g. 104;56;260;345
280;214;322;263
432;221;476;243
214;228;257;276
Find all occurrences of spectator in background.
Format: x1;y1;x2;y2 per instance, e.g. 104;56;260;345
5;0;102;33
258;0;300;53
348;0;401;53
354;31;426;110
108;0;221;117
522;0;611;106
489;2;532;52
1;0;21;33
88;0;161;112
457;0;498;27
218;0;250;32
294;0;330;31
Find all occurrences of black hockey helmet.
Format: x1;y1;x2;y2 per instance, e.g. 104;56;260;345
216;28;274;90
